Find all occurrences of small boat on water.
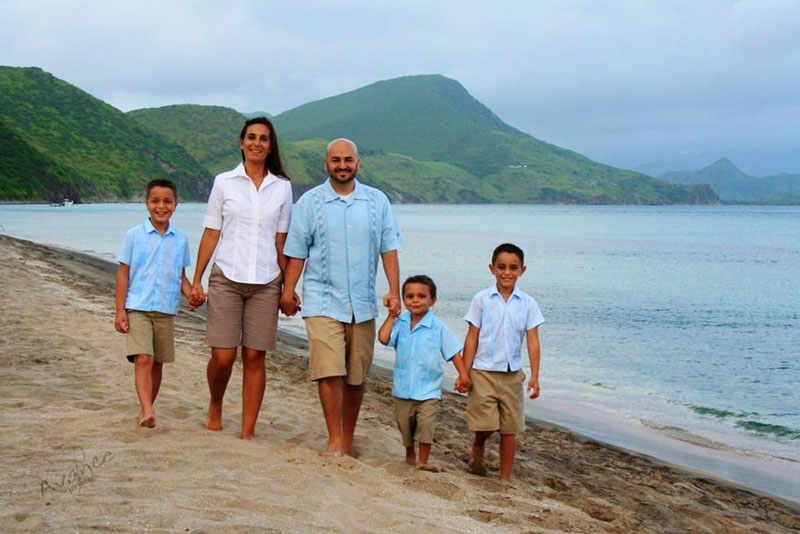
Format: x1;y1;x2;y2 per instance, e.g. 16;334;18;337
50;199;74;207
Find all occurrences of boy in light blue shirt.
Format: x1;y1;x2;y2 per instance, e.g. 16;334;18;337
460;243;544;480
114;179;202;428
378;275;470;470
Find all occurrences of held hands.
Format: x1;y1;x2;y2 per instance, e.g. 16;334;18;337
454;373;471;393
188;282;207;309
383;292;401;317
280;291;301;316
526;376;541;399
114;310;129;334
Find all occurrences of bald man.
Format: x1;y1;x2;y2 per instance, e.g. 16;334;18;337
281;138;403;457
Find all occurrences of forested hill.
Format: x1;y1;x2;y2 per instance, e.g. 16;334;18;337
2;67;716;204
0;67;211;202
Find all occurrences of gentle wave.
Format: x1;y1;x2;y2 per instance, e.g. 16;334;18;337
735;421;800;440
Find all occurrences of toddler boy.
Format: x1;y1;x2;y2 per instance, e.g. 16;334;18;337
378;275;470;470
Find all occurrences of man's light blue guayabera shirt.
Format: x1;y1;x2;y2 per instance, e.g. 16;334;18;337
464;285;544;372
284;179;403;323
118;218;191;315
383;309;463;401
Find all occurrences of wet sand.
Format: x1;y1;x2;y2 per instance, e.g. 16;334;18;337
1;233;798;533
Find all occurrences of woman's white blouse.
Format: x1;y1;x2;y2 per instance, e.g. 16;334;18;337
202;163;292;284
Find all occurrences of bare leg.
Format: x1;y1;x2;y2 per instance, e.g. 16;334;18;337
499;433;516;480
405;445;416;465
418;442;432;466
240;346;266;440
341;383;364;457
318;376;344;456
469;430;493;475
150;361;163;404
134;354;156;428
206;347;237;431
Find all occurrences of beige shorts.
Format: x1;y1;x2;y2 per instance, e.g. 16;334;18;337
126;310;175;363
304;316;375;384
467;369;526;435
205;264;281;351
394;397;441;447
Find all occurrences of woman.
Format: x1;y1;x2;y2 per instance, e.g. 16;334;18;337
190;117;292;440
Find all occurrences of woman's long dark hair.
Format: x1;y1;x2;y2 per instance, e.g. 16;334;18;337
239;116;290;179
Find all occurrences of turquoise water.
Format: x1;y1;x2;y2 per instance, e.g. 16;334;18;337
2;202;799;499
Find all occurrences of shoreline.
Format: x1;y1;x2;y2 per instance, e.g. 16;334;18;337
1;233;799;532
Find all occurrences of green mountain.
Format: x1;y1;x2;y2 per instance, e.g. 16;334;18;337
128;105;247;175
0;66;211;202
273;74;716;204
661;158;800;203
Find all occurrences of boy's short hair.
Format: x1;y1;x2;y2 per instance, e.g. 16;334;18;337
146;179;178;201
492;243;524;265
402;274;437;299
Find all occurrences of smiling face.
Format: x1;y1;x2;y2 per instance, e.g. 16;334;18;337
402;282;436;319
146;185;177;230
324;139;360;189
239;123;271;167
489;251;526;293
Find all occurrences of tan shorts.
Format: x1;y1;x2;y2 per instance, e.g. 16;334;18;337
304;316;375;384
205;264;281;351
467;369;526;435
126;310;175;363
394;397;441;447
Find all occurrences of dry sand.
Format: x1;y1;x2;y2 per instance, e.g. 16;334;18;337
1;233;799;533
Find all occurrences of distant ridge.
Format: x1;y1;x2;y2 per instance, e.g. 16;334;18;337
661;158;800;203
0;67;211;202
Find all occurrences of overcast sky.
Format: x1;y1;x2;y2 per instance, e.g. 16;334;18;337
2;1;799;175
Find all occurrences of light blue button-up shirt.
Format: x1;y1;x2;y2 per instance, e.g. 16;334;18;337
284;179;403;323
118;219;191;315
383;309;463;400
464;285;544;372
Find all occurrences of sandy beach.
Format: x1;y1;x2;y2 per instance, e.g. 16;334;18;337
1;233;798;533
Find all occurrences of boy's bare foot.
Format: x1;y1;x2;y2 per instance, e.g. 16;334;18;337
206;402;222;431
344;446;360;459
418;463;444;472
138;413;156;428
469;440;487;476
405;448;416;465
240;433;256;442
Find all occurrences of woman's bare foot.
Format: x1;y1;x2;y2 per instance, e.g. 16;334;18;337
320;444;344;458
138;412;156;428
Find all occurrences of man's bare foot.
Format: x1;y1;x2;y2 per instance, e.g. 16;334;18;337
206;402;222;431
418;463;444;472
405;450;416;466
138;413;156;428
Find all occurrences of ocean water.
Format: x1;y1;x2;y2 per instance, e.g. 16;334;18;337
2;202;799;500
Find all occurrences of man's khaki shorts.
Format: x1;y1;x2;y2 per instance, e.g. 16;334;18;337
205;264;281;351
126;310;175;363
394;397;441;447
304;316;375;384
467;369;525;435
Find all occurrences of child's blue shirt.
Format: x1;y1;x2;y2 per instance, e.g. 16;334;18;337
118;218;191;315
464;285;544;372
383;309;462;400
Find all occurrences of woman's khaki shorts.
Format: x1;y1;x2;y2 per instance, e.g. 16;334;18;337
467;369;526;435
126;310;175;363
205;264;281;351
394;397;441;447
304;316;375;384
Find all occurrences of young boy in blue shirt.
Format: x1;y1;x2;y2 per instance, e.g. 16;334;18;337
378;275;470;470
458;243;544;480
114;179;203;428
